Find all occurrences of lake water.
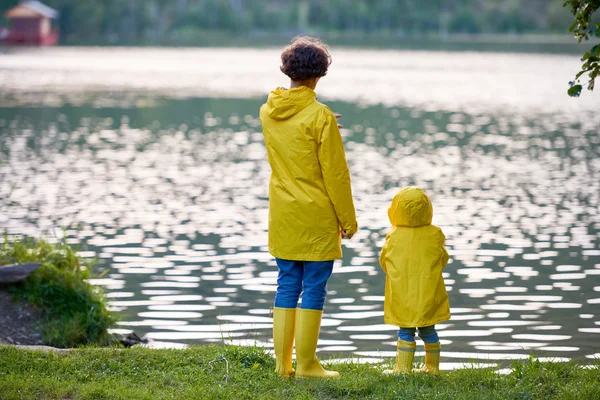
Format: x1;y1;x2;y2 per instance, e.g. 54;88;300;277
0;47;599;369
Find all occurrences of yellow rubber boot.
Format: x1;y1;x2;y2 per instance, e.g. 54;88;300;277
295;308;339;379
383;340;416;374
413;342;441;375
273;307;296;377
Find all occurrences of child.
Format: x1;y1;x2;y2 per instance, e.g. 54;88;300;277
260;37;358;379
379;187;450;375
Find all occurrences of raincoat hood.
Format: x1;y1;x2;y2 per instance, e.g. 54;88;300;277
388;187;433;227
264;86;317;121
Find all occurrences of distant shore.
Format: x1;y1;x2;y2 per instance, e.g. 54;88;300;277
7;32;586;55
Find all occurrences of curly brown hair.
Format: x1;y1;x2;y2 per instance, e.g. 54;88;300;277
280;36;332;81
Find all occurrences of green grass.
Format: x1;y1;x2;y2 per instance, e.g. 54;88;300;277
0;236;116;348
0;345;598;400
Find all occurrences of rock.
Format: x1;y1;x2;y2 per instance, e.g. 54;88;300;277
0;263;41;283
11;345;71;354
117;332;149;348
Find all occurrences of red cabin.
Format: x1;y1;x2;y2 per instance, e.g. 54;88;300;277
2;1;59;46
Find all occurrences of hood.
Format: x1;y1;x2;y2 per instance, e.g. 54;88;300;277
388;187;433;227
264;86;316;120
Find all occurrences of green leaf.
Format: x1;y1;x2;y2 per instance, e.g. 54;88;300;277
569;21;577;33
568;84;583;97
592;45;600;56
582;52;592;60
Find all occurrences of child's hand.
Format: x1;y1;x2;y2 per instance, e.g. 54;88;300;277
335;113;343;129
342;230;353;239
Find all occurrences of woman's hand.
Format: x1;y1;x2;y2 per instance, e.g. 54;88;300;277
342;230;354;239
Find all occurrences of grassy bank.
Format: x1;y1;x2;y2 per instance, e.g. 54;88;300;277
0;237;116;347
0;345;598;400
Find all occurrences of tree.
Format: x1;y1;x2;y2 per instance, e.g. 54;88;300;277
564;0;600;97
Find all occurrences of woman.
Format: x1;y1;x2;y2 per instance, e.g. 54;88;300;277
260;36;358;379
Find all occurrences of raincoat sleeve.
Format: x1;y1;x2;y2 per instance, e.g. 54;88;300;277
441;246;449;269
317;110;358;236
379;238;389;273
439;230;449;269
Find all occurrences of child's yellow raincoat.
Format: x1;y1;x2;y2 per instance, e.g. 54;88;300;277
379;187;450;327
260;86;357;261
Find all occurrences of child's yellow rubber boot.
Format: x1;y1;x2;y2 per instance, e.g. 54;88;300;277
273;307;296;377
383;340;416;374
294;308;339;379
413;342;441;375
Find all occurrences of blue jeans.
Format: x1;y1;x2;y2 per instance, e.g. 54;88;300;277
273;258;334;310
398;326;439;343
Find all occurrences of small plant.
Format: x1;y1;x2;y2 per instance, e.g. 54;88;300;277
1;236;117;347
224;345;274;369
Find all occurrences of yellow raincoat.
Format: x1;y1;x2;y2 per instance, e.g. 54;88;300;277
379;187;450;327
260;86;357;261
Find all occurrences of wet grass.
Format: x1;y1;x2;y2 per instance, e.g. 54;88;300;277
0;237;116;348
0;345;598;400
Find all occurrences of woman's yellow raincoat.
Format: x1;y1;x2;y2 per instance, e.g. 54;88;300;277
260;86;357;261
379;187;450;327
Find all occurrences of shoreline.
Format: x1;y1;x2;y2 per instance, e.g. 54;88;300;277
1;32;590;55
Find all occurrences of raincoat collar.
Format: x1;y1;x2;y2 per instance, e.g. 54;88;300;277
264;86;317;120
388;187;433;227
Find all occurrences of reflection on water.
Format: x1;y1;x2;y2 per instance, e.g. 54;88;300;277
0;47;598;115
1;51;599;369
